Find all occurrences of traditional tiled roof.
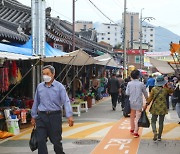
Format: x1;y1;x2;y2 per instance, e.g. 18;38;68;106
0;0;110;53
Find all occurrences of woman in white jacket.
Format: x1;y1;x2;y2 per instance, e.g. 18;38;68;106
126;70;148;138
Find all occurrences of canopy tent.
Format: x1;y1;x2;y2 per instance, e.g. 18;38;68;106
94;53;120;68
15;37;66;57
170;43;180;54
43;49;97;66
0;51;38;60
0;43;37;60
170;43;180;74
149;57;174;74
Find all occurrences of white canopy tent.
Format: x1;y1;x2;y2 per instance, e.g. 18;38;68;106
149;57;175;74
94;53;120;68
42;49;97;66
0;51;38;60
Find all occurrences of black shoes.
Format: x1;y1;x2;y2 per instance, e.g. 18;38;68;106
112;106;116;111
153;134;157;142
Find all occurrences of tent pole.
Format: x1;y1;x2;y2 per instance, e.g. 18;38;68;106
171;54;180;73
55;56;76;80
0;59;41;104
61;55;78;83
67;57;91;91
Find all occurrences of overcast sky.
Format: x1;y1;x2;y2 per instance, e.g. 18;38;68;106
19;0;180;36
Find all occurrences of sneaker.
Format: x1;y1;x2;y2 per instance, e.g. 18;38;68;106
130;129;134;134
157;137;161;141
133;133;139;138
112;107;116;111
153;134;157;142
178;122;180;124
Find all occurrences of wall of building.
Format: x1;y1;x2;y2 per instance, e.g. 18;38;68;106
142;26;155;52
122;12;140;48
75;21;93;32
95;23;122;47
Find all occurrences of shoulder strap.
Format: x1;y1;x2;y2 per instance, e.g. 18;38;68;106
152;87;163;104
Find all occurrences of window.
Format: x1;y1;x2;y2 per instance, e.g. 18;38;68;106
150;34;153;37
102;37;104;40
135;56;140;63
150;29;153;31
150;40;153;42
115;38;117;42
115;27;117;30
108;32;110;34
108;26;110;29
108;38;110;40
115;33;117;36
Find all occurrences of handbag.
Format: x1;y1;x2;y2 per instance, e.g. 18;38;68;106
138;110;150;128
29;126;38;151
149;87;163;111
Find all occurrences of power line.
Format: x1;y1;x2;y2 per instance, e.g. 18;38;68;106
88;0;116;24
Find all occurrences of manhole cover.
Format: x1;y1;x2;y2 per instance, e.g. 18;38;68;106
73;139;100;145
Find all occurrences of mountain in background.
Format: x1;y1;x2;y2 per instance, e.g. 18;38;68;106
155;26;180;52
94;22;180;52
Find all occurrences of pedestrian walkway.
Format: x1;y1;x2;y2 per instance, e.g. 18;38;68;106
92;108;180;154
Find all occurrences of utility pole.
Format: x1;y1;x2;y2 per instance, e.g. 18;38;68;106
123;0;127;78
139;8;144;69
140;9;155;70
72;0;75;51
31;0;46;97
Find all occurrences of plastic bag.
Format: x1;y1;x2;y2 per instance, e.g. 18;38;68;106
138;110;150;128
29;127;38;151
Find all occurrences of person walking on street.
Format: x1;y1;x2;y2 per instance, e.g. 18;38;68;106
146;75;155;92
107;73;120;111
173;77;180;124
31;65;74;154
146;75;173;142
126;70;148;138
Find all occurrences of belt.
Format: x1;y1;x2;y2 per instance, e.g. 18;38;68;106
39;110;61;115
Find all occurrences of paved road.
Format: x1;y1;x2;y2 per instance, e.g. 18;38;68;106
0;97;180;154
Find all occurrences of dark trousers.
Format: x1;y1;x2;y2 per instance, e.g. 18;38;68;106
36;111;64;154
151;114;165;138
149;86;154;92
110;93;119;108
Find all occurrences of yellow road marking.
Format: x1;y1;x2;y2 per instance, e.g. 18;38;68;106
66;122;115;139
62;122;97;132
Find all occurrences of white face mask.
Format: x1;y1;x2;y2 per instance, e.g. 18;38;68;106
43;75;52;83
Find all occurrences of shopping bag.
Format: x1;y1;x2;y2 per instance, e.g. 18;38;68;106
138;110;150;128
29;127;38;151
123;96;131;117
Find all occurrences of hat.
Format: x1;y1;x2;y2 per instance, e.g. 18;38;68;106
155;75;167;86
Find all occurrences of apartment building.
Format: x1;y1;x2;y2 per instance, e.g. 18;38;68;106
95;23;122;47
142;25;155;52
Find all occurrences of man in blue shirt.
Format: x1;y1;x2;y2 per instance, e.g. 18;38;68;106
146;75;155;92
31;65;74;154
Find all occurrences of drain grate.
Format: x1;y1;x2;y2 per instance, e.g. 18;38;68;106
73;139;100;145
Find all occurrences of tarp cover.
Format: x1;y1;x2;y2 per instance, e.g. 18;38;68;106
43;49;97;66
149;57;174;74
15;37;66;57
94;53;120;68
0;51;38;60
0;43;37;60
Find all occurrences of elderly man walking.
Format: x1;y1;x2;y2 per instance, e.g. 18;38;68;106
31;65;74;154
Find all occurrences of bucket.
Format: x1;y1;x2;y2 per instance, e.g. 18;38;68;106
6;119;20;135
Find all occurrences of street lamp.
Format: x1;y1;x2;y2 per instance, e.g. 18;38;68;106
140;9;155;69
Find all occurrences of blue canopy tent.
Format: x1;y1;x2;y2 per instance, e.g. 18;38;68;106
14;37;66;57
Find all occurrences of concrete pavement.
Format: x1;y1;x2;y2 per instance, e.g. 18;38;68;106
0;97;180;154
